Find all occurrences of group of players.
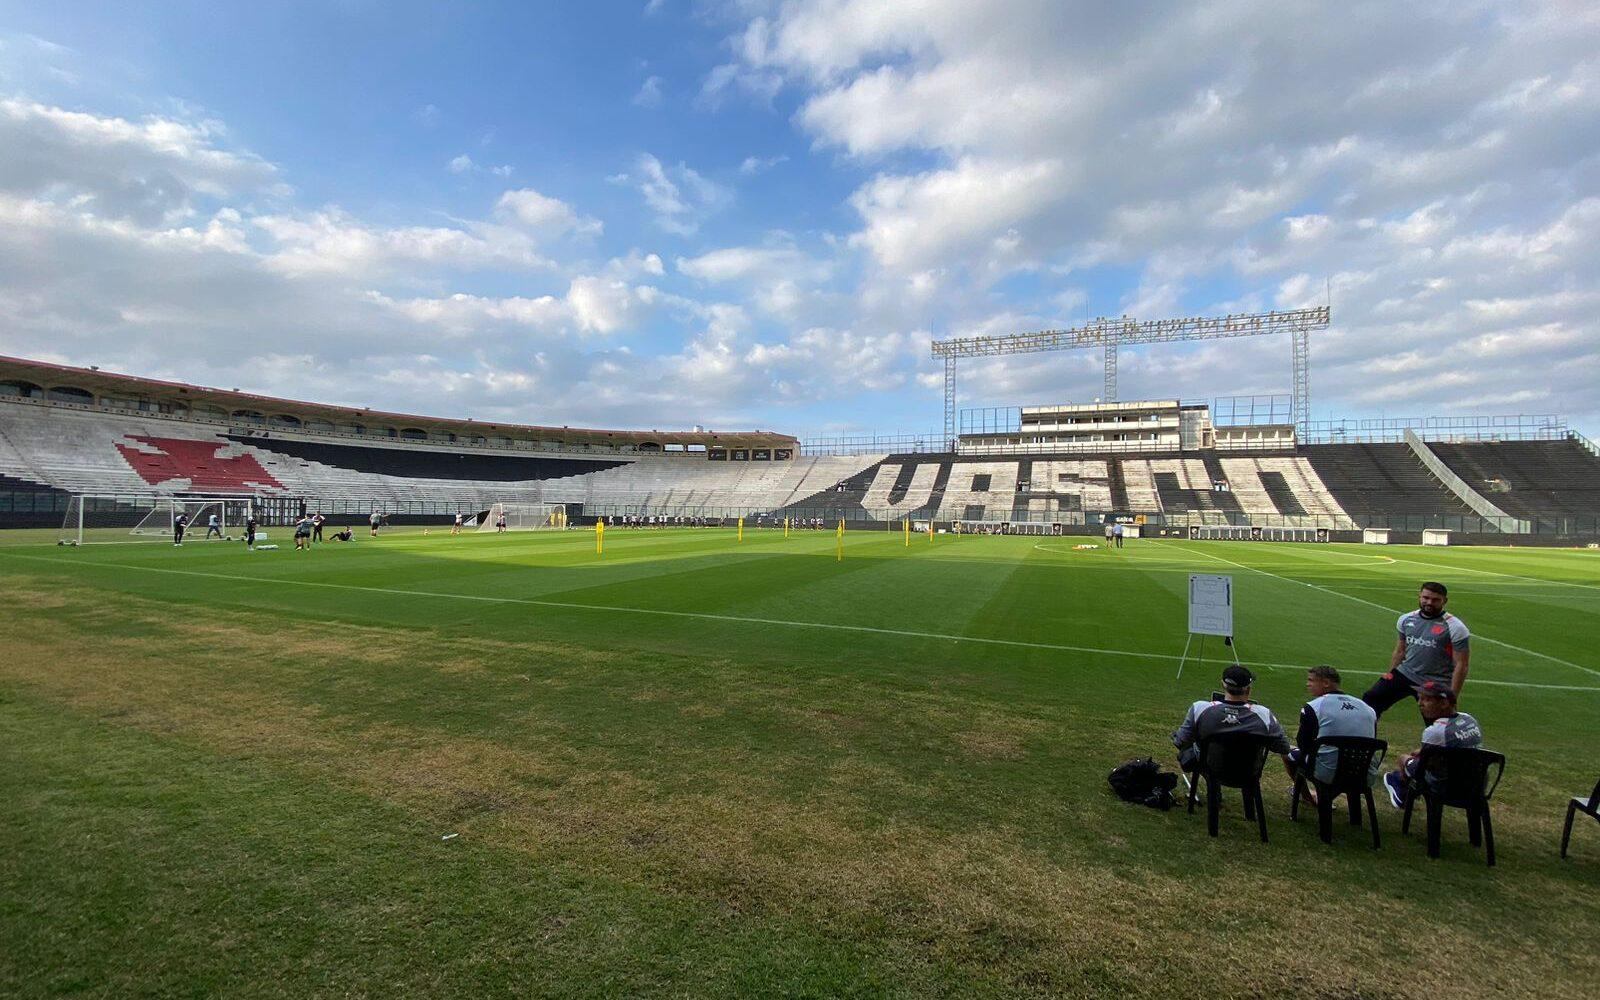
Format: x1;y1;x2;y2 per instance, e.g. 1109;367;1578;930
1172;582;1480;810
168;510;356;550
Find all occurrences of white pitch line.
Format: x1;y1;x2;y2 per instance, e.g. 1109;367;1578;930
2;550;1597;694
1150;540;1600;679
1383;555;1600;595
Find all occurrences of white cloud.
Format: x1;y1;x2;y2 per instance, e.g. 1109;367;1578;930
253;208;551;277
493;188;602;239
447;154;474;174
738;153;788;175
617;153;729;236
632;75;664;108
706;0;1600;429
698;63;783;109
0;97;279;224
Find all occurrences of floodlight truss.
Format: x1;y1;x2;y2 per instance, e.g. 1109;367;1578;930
930;306;1330;446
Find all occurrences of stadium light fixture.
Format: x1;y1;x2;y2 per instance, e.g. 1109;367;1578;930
930;306;1330;447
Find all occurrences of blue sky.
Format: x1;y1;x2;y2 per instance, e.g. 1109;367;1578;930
1;1;1597;439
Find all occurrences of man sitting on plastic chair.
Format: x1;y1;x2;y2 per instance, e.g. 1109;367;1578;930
1286;665;1379;803
1173;665;1292;797
1384;681;1483;808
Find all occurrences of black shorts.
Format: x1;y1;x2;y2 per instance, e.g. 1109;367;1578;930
1361;671;1419;716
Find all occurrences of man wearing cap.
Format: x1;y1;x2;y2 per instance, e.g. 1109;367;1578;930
1285;665;1379;795
1172;665;1292;778
1382;681;1484;808
1361;582;1471;717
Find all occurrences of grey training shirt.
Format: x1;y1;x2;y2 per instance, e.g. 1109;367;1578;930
1395;610;1470;685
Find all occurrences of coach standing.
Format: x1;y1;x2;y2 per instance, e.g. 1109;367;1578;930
1361;582;1470;717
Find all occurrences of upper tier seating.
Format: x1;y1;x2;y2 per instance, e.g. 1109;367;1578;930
1425;440;1600;521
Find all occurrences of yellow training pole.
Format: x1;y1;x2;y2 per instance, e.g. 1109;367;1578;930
738;516;744;543
784;516;790;538
835;518;844;561
903;517;909;547
596;518;604;556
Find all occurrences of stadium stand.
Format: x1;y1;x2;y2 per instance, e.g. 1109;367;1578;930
1426;440;1600;521
938;461;1022;521
2;354;1595;537
1301;444;1475;520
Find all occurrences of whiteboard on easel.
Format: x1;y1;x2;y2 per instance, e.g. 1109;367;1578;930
1188;574;1234;636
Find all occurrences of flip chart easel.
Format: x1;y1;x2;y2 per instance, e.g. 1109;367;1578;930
1177;573;1240;680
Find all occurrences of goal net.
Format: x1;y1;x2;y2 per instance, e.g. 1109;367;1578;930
59;494;255;545
478;502;569;531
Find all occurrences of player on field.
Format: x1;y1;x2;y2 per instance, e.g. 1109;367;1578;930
173;512;187;546
205;512;222;539
369;511;382;537
312;513;325;543
452;512;463;535
244;513;258;550
294;513;315;551
1362;582;1470;717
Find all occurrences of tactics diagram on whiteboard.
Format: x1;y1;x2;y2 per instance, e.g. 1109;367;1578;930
1188;574;1234;637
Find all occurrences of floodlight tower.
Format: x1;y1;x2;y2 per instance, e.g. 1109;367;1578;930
930;306;1330;447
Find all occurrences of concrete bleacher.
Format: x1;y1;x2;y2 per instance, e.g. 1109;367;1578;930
552;453;883;512
1426;439;1600;521
1218;456;1355;526
859;460;942;516
1300;443;1475;520
0;397;885;518
8;394;1594;529
1028;459;1113;514
939;461;1022;521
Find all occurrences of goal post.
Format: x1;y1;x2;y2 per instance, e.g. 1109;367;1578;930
59;494;256;545
478;501;570;532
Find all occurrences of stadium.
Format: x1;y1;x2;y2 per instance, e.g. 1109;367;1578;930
4;315;1600;998
5;5;1600;999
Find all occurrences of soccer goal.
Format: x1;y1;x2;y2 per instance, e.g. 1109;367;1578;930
478;502;570;531
59;494;255;545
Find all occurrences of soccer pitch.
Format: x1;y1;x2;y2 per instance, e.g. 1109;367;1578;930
3;528;1598;998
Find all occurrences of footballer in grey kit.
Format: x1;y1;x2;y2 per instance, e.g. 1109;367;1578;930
1289;665;1379;785
1362;582;1470;716
1384;680;1484;806
1172;665;1291;773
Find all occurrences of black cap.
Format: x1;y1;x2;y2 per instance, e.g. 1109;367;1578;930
1221;665;1255;691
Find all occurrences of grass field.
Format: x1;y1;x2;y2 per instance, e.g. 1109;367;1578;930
2;525;1598;998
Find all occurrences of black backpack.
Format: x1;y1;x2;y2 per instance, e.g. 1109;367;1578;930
1108;757;1179;810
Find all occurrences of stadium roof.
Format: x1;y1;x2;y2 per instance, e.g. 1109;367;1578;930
0;355;797;451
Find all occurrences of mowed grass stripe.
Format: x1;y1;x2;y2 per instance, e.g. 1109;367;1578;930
5;558;1600;999
1149;539;1600;681
3;548;1596;694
